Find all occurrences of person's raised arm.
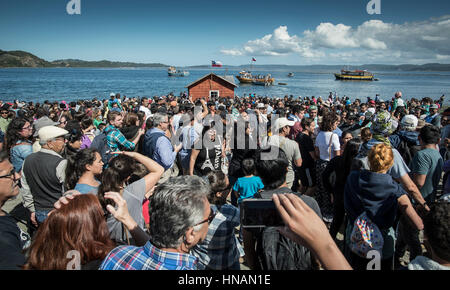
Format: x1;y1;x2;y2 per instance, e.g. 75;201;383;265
200;99;209;119
112;151;164;193
189;149;200;176
273;194;352;270
104;191;150;247
131;128;145;146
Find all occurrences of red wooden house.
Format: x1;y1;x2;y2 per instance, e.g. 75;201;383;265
186;73;237;101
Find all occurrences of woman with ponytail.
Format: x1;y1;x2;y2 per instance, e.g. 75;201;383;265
97;151;164;245
65;148;103;194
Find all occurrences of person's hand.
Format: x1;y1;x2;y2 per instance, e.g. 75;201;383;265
138;128;145;136
30;212;38;227
272;194;333;250
104;191;137;230
111;151;135;158
54;190;81;210
175;142;183;153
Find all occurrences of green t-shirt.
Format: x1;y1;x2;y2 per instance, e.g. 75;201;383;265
93;118;102;128
410;148;443;200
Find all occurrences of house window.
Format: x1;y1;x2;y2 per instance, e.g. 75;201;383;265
209;90;219;98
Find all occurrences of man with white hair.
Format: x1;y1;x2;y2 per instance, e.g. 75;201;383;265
21;125;68;226
143;112;182;184
100;176;212;270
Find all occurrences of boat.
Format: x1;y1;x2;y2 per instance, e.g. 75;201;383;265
334;69;374;81
288;72;294;77
278;83;287;85
168;66;190;77
236;71;254;83
252;74;275;86
236;71;275;85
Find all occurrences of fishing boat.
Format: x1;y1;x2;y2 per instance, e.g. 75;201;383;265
236;71;254;83
168;66;190;77
334;69;374;81
236;71;275;85
288;72;294;77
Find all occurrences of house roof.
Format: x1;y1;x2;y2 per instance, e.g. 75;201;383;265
186;73;237;88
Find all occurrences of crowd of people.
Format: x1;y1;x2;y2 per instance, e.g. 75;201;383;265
0;91;448;270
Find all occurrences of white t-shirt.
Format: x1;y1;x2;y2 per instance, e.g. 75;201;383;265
397;98;405;107
139;106;152;120
315;131;340;161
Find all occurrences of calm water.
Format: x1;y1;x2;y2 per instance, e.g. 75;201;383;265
0;67;449;104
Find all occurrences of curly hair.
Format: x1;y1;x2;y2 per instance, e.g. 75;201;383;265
423;201;450;262
368;143;394;173
5;118;31;154
319;112;339;132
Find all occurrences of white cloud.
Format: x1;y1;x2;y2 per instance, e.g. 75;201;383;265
221;15;450;63
220;49;243;56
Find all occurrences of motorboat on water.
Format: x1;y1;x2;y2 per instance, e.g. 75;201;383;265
168;66;190;77
236;71;275;85
288;72;294;77
334;69;374;81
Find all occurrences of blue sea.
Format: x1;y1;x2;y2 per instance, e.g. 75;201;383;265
0;67;449;104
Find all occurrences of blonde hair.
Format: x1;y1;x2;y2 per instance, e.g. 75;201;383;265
368;143;394;173
361;127;372;143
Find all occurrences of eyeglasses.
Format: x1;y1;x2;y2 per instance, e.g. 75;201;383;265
1;112;8;115
22;126;32;131
194;210;216;226
0;168;18;181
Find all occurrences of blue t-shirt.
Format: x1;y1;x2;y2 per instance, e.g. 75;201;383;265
74;183;100;195
233;176;264;204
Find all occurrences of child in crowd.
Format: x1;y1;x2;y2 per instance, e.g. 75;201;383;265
232;158;264;204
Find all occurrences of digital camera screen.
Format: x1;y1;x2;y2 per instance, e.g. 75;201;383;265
241;199;284;228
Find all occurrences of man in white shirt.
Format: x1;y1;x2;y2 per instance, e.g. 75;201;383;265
139;97;152;120
396;91;405;108
265;117;302;189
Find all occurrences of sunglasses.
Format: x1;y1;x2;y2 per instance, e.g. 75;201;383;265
194;210;216;226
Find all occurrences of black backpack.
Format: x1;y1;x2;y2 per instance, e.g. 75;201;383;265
90;132;112;166
255;227;312;270
396;138;420;167
252;189;314;270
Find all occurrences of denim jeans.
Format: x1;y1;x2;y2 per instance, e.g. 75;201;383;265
35;210;52;225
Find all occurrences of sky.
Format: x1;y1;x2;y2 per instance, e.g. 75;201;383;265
0;0;449;66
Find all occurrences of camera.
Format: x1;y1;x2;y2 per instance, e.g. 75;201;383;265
240;199;284;228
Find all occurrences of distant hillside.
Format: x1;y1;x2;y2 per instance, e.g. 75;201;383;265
0;50;168;68
51;59;168;68
187;63;450;72
0;50;53;67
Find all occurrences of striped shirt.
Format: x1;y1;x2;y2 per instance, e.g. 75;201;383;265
99;240;198;270
105;125;135;152
190;204;244;270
